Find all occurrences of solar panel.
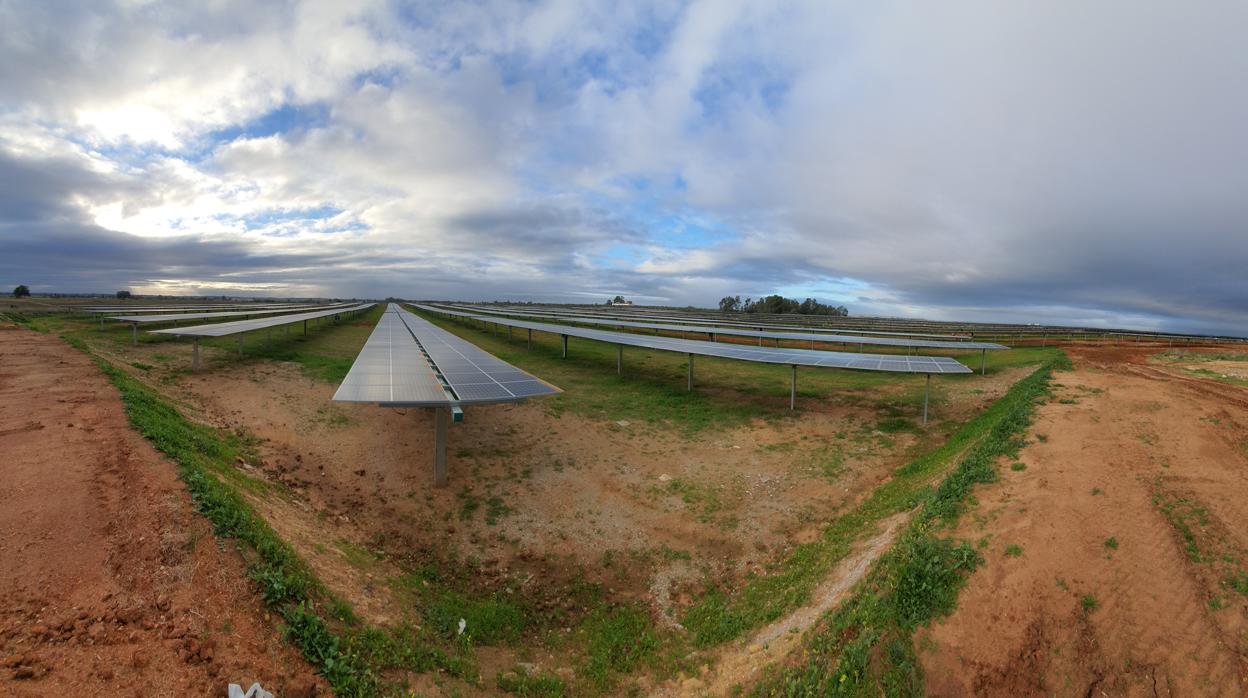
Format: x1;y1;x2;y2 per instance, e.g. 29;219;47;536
332;304;561;407
413;304;972;375
148;303;374;337
395;308;561;403
109;303;351;323
333;306;449;405
448;304;1008;351
468;304;965;340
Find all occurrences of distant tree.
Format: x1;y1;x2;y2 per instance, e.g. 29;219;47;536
13;285;30;298
115;290;132;299
718;295;742;312
612;295;627;304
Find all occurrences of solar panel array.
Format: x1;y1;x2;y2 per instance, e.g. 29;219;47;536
449;304;1007;351
333;304;561;407
83;303;316;314
414;305;972;374
109;303;351;323
333;305;447;404
149;303;374;337
476;304;964;339
400;308;560;401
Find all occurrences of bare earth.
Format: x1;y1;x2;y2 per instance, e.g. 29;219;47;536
0;326;321;696
921;345;1248;696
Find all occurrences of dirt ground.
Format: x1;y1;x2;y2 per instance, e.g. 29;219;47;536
0;326;321;696
921;345;1248;696
160;346;1028;629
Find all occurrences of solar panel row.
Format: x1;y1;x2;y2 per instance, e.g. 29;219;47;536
448;304;1008;351
110;303;352;323
149;303;374;338
475;304;965;340
413;305;972;375
333;304;561;407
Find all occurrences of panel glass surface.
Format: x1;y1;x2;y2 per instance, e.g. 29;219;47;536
148;303;374;337
413;305;972;375
448;305;1007;351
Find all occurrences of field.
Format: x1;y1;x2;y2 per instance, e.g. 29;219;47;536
3;302;1246;696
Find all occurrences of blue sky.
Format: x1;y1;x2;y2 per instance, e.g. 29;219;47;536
1;1;1247;335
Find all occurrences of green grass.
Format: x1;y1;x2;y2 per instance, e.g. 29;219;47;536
745;353;1067;695
1004;544;1023;557
1081;594;1100;613
1104;537;1118;550
578;606;660;691
497;668;568;696
1010;462;1026;472
67;332;489;696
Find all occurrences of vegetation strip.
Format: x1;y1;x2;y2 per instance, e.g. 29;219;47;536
61;333;473;696
681;353;1066;646
745;354;1068;695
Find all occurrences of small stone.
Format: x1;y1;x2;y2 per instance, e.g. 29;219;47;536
658;474;672;482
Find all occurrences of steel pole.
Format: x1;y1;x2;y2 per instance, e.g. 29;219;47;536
192;339;200;371
923;374;931;426
790;365;797;411
527;328;532;350
980;349;986;375
434;407;449;487
562;334;568;358
132;323;137;346
687;354;694;392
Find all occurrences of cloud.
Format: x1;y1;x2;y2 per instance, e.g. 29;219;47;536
1;0;1246;334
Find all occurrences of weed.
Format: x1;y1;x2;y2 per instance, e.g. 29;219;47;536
1104;537;1118;550
579;606;659;690
1081;594;1099;613
1091;488;1103;496
1004;544;1023;557
1010;462;1026;472
497;668;567;696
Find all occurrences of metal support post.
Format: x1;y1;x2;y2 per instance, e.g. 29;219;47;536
527;328;532;350
303;320;307;336
192;339;200;371
687;354;694;392
790;365;797;411
132;323;138;346
923;374;931;426
434;407;449;487
980;349;986;375
617;345;623;375
561;334;568;358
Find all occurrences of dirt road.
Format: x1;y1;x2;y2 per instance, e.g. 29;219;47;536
921;346;1248;696
0;326;320;696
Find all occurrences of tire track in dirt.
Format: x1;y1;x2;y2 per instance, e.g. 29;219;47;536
653;512;911;697
919;346;1248;696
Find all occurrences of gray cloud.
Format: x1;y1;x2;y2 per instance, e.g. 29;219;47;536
1;1;1246;335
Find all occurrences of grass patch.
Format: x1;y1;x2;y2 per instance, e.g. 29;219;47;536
72;333;479;695
1004;544;1023;557
686;355;1066;649
1104;537;1118;550
1080;594;1100;613
1010;462;1026;472
745;354;1067;695
497;668;568;696
578;606;659;691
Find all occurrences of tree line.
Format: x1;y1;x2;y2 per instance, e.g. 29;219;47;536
717;294;848;316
